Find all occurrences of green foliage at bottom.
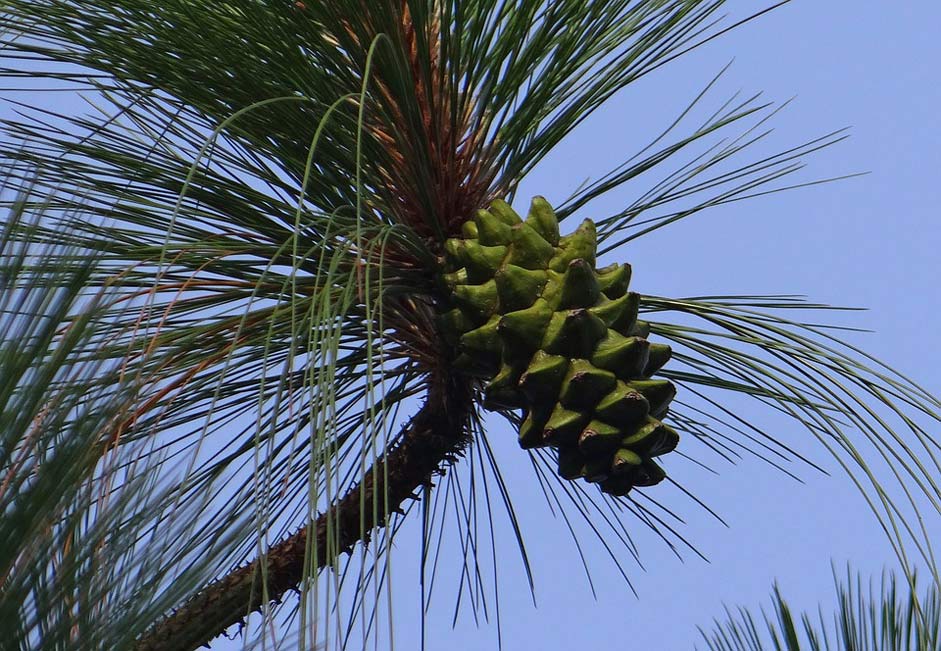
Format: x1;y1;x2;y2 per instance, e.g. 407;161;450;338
700;568;941;651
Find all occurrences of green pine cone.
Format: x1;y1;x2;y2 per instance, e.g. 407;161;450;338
439;197;678;496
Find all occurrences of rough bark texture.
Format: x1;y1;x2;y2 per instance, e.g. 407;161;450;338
134;374;473;651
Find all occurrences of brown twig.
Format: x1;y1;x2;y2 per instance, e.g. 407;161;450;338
134;374;473;651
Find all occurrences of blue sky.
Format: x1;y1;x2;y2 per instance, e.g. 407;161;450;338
5;2;940;649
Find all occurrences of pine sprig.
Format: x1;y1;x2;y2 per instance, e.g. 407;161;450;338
2;1;939;650
699;567;941;651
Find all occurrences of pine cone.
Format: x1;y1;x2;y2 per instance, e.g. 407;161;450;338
439;197;678;496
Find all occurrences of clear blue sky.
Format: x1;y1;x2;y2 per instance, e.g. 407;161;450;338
7;2;939;649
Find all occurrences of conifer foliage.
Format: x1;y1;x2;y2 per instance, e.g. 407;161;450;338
0;2;939;649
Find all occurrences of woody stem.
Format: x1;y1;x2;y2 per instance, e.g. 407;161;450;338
134;373;473;651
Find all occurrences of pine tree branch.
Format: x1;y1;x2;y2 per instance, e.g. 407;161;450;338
134;374;473;651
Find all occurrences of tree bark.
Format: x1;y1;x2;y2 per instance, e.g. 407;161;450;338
134;374;473;651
